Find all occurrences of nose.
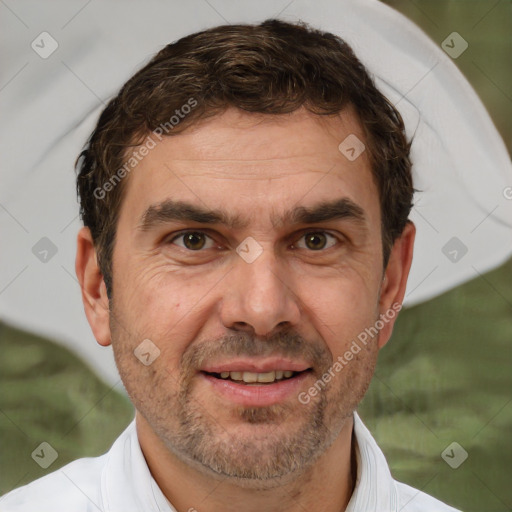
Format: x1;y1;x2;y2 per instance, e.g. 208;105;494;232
219;246;301;337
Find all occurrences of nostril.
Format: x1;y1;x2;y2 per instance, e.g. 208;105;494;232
232;322;253;332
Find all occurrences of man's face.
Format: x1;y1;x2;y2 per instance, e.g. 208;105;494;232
108;106;390;482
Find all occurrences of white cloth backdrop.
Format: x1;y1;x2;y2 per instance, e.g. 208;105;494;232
1;0;511;385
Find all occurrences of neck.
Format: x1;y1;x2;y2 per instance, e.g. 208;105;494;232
137;413;357;512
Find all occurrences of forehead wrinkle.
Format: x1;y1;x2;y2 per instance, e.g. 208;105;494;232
138;197;368;234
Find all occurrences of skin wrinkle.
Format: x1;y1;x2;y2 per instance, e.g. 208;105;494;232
77;106;415;512
111;319;368;484
137;197;368;234
71;19;418;510
120;108;374;487
76;19;415;303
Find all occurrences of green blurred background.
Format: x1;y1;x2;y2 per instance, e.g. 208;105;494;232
1;1;511;511
361;3;512;511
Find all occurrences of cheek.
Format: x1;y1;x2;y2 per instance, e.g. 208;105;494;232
302;269;380;352
115;263;212;361
137;267;211;323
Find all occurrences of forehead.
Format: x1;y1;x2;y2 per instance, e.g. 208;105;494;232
118;106;380;231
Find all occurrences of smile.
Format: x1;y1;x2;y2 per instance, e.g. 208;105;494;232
205;370;303;384
199;365;312;407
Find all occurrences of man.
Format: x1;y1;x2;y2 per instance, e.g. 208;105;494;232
0;19;461;511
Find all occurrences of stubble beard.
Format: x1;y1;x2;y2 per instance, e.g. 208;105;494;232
110;311;378;487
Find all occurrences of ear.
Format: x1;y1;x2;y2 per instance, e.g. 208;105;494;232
75;226;112;347
377;221;416;349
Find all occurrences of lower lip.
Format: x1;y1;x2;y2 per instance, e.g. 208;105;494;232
200;371;311;407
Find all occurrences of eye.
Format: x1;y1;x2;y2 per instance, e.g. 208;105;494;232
294;231;339;251
169;231;216;251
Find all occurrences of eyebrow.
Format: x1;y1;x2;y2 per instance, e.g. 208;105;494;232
137;197;367;232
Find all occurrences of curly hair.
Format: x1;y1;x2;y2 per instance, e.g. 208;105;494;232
76;18;413;298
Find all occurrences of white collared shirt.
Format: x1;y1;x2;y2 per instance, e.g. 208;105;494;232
0;412;461;511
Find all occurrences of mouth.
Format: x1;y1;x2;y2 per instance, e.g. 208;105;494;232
198;360;313;407
202;369;310;385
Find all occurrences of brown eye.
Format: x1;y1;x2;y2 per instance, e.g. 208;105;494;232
296;232;337;251
171;231;214;251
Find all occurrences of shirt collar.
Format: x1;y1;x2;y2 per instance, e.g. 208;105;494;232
101;411;398;512
346;411;399;511
100;419;176;512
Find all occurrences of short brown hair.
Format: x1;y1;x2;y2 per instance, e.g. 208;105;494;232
76;19;413;298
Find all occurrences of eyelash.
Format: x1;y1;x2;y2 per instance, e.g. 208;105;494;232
167;230;341;252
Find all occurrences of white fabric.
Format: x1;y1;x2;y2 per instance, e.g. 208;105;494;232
0;412;460;512
1;0;511;386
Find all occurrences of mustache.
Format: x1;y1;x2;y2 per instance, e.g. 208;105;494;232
181;329;333;373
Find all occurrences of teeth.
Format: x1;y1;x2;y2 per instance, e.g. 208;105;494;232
257;371;276;383
217;370;297;383
242;371;258;383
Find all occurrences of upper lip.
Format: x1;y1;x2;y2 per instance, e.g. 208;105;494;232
200;358;311;374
